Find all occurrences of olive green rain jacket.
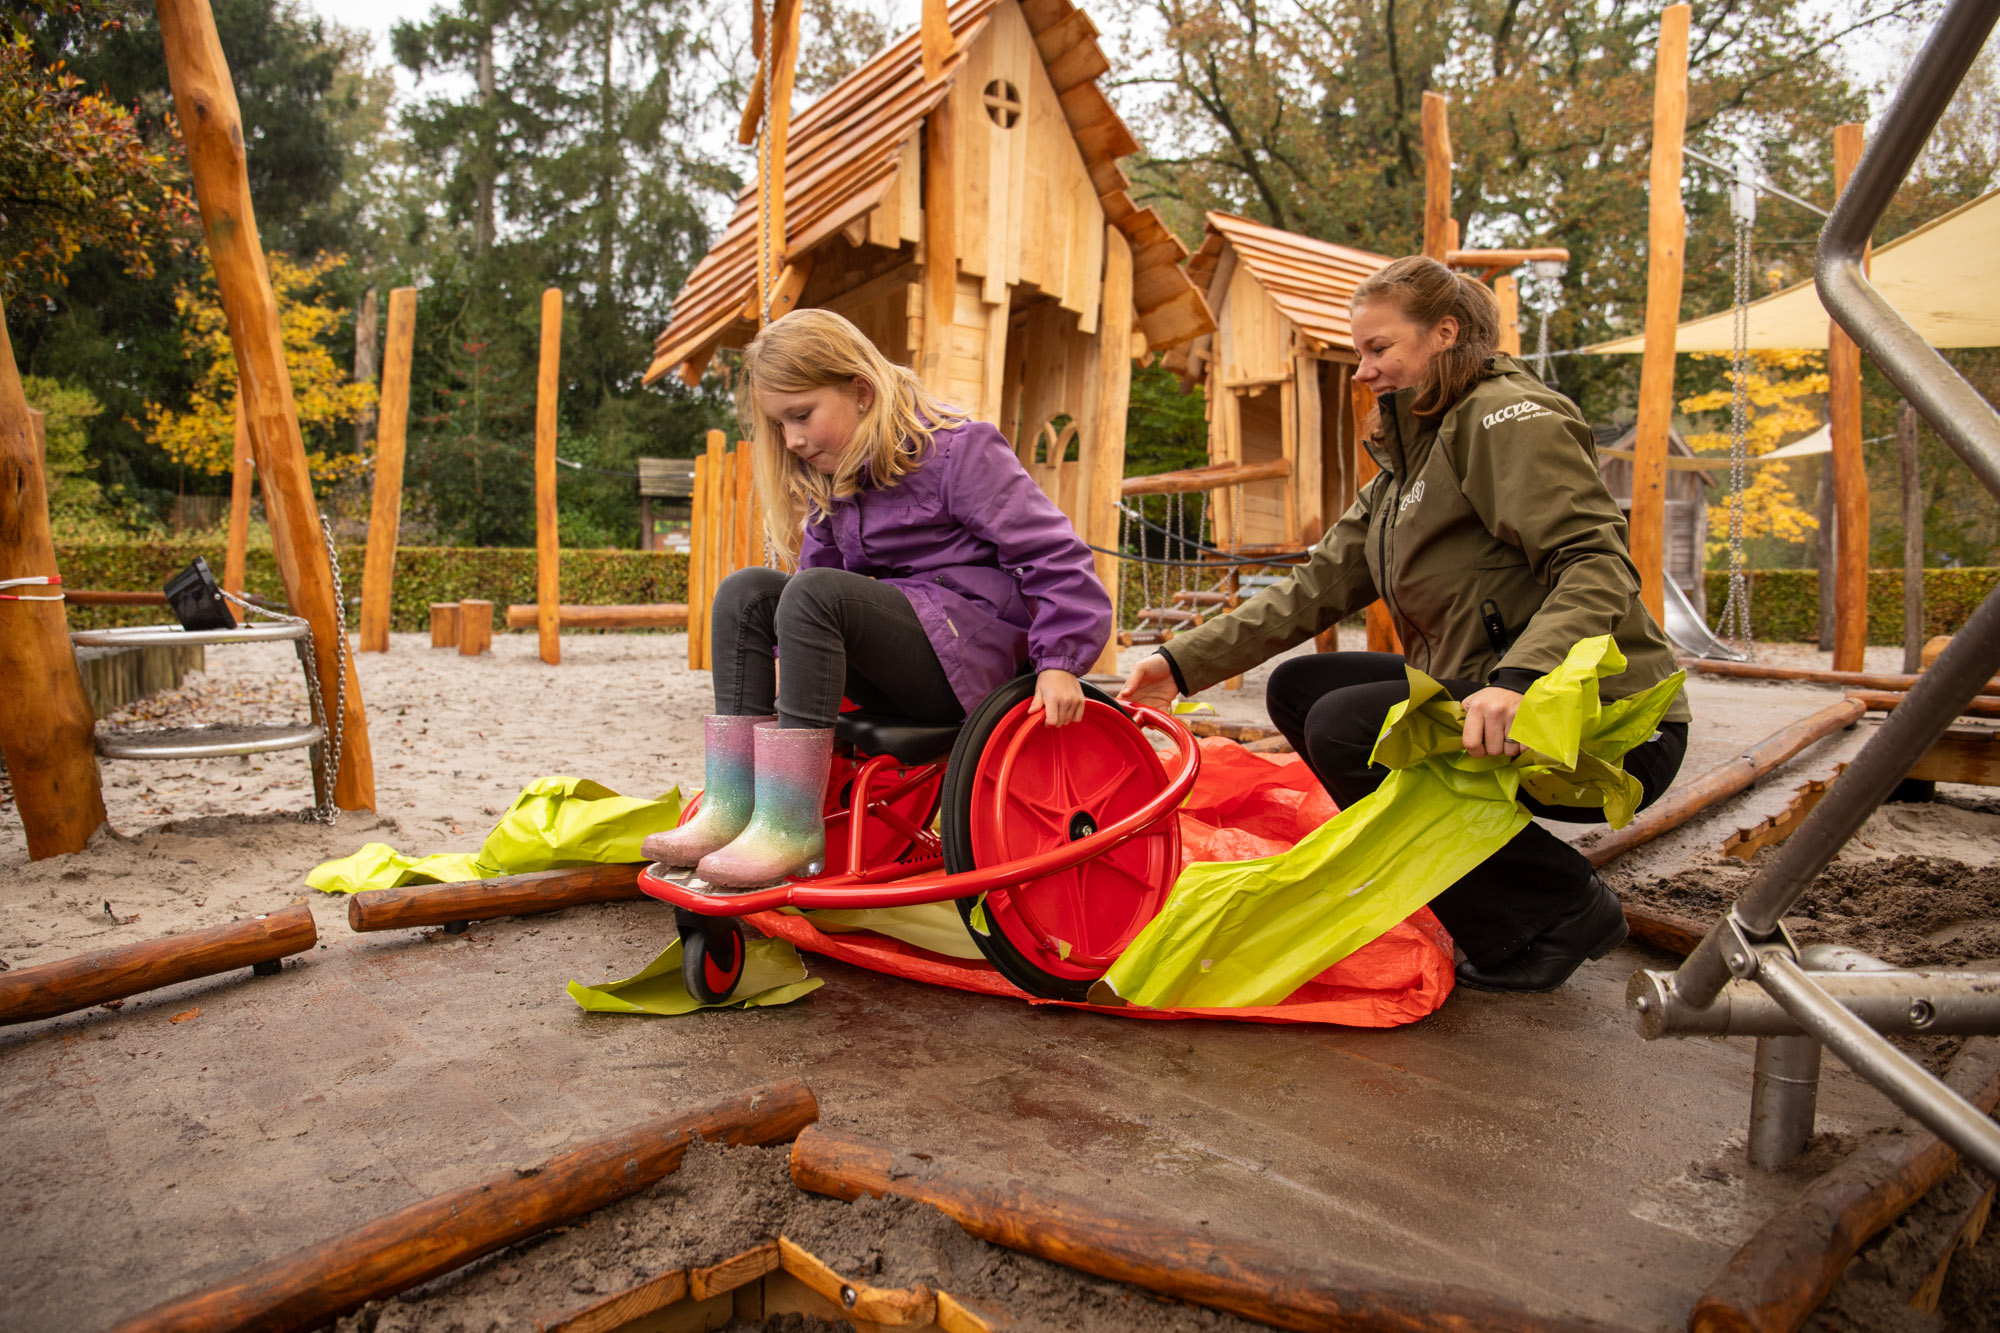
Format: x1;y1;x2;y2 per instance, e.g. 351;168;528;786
1162;356;1692;724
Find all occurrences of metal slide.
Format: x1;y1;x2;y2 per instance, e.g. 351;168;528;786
1660;577;1747;661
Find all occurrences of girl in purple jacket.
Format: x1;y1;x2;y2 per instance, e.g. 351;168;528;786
644;309;1113;890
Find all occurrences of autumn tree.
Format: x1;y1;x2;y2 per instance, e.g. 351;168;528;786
1679;350;1824;562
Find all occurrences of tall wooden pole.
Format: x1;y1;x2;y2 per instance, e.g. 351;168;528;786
749;0;802;324
1349;380;1400;654
1898;400;1924;674
1829;122;1870;672
920;94;958;396
1420;92;1452;261
1629;3;1691;626
921;0;957;84
702;430;726;670
223;384;253;597
1494;275;1521;356
1085;226;1136;675
156;0;373;809
0;312;107;857
358;287;415;653
535;287;563;666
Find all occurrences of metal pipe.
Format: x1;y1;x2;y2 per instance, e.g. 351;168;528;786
1672;582;2000;1005
1815;0;2000;499
1681;147;1830;218
1631;966;2000;1039
1748;1035;1822;1169
1756;952;2000;1182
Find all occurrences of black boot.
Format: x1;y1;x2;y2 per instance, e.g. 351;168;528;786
1454;873;1629;993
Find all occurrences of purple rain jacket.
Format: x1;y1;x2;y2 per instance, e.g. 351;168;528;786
797;419;1113;713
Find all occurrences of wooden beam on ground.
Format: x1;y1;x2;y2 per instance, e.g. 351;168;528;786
359;286;416;653
536;287;563;666
1584;697;1864;870
1721;766;1845;861
1683;659;2000;695
506;603;690;631
1829;121;1870;673
1629;2;1691;627
100;1082;820;1333
1086;225;1136;676
1850;689;2000;719
346;863;646;933
1690;1039;2000;1333
0;311;106;858
0;904;313;1025
790;1126;1613;1333
1908;726;2000;787
1420;91;1452;261
157;0;374;810
223;386;253;596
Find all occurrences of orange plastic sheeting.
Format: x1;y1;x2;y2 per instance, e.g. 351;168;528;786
750;739;1456;1027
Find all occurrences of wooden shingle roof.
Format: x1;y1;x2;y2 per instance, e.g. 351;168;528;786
643;0;1212;385
1191;213;1392;355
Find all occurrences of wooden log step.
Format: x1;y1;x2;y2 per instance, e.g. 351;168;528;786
1116;630;1167;647
458;599;493;656
1908;724;2000;787
789;1126;1613;1333
346;863;647;933
505;603;689;631
99;1082;820;1333
1172;589;1230;606
1135;607;1201;626
1686;658;2000;695
1850;688;2000;719
429;602;459;648
1690;1039;2000;1333
0;903;315;1026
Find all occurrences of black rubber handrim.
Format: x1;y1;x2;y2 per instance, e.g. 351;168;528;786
944;676;1121;1002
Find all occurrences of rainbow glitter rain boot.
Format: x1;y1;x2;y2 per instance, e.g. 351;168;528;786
696;723;833;890
641;713;771;867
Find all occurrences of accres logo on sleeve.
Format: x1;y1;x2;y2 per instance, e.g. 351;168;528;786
1481;401;1555;430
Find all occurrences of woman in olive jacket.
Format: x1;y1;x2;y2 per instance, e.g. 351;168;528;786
1119;256;1691;993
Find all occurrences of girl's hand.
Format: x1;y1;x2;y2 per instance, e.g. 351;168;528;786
1116;654;1180;712
1461;686;1524;758
1033;668;1087;727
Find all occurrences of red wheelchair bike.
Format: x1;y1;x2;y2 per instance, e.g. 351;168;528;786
639;676;1201;1003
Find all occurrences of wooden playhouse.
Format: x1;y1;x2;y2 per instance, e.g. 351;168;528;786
642;0;1214;667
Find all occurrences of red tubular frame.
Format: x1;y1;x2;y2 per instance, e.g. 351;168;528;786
639;703;1199;917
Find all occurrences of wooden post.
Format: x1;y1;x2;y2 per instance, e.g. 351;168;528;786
1349;379;1400;654
919;94;957;396
1900;400;1924;674
921;0;956;83
1420;92;1452;260
0;312;107;858
717;442;738;596
1830;122;1869;673
429;603;459;649
223;385;253;597
535;287;563;666
1085;226;1136;675
1294;354;1323;537
1494;275;1522;357
1816;460;1836;650
458;600;492;656
751;0;802;323
156;0;374;810
733;447;755;571
358;286;415;653
701;430;727;670
1629;3;1691;626
688;447;711;669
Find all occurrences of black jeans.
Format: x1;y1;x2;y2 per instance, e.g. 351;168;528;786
711;566;965;730
1266;651;1687;967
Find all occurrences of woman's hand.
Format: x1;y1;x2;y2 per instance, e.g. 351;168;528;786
1033;668;1087;727
1116;654;1180;713
1461;686;1523;758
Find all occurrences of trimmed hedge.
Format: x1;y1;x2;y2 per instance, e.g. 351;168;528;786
53;541;690;634
1702;568;1999;645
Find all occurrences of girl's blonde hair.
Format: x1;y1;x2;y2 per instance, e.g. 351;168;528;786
1351;256;1502;443
738;308;966;565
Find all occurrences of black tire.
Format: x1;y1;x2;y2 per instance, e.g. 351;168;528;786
944;675;1120;1001
676;907;745;1005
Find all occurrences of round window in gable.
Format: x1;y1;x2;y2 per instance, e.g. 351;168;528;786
983;79;1022;129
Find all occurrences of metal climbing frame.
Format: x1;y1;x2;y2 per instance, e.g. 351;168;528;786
1631;0;2000;1182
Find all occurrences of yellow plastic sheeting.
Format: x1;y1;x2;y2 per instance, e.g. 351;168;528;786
1587;186;2000;352
308;776;682;894
783;902;986;960
1101;637;1684;1010
567;936;823;1014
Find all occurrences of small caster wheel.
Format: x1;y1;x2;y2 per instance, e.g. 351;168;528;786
675;907;745;1004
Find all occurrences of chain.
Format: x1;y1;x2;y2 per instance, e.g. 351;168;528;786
754;0;776;323
220;512;346;823
1716;214;1756;655
1534;284;1558;387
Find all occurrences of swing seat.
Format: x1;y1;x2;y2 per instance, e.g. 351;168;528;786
639;675;1201;1005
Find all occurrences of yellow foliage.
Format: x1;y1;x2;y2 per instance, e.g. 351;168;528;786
146;252;377;483
1680;350;1826;554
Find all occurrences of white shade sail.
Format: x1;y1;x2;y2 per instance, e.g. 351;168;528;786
1586;187;2000;354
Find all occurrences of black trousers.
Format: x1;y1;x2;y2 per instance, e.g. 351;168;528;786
1266;652;1687;967
711;566;964;730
